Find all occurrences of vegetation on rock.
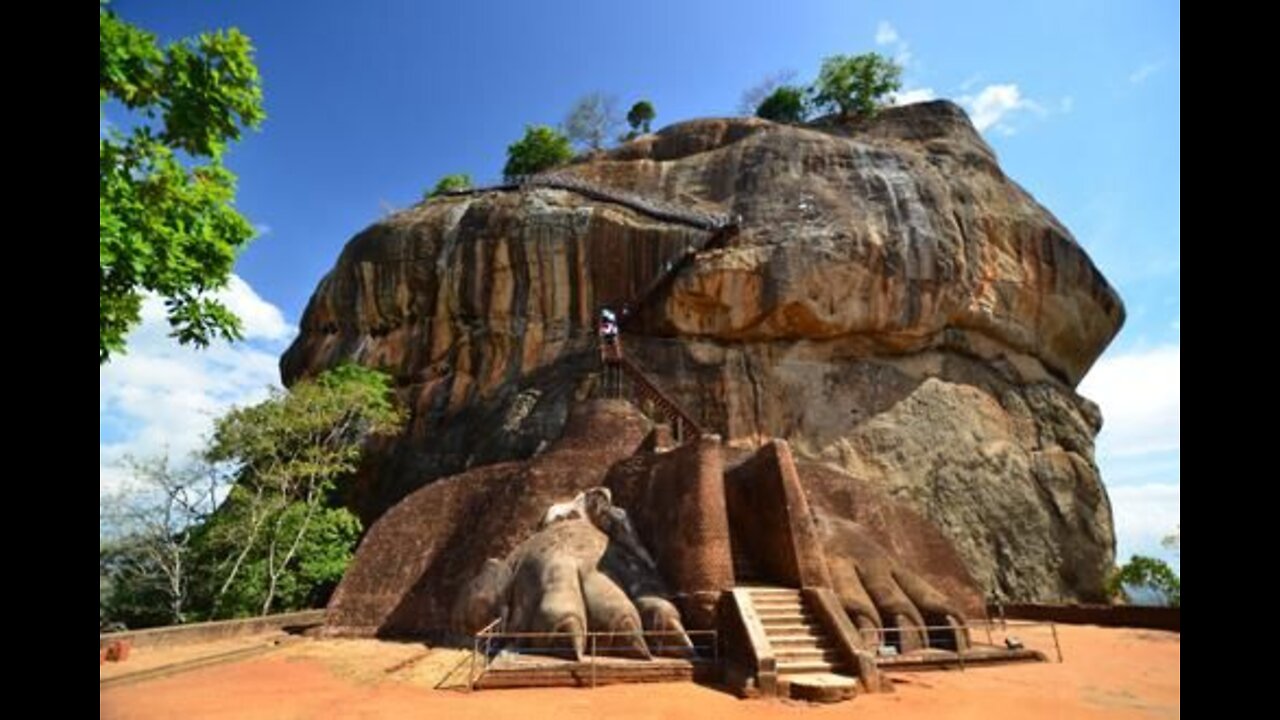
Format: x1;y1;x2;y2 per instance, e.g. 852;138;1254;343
810;52;903;118
755;86;809;123
426;173;473;199
563;92;621;151
625;100;656;136
503;125;575;181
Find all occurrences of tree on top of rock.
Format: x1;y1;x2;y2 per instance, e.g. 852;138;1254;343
503;125;574;181
626;100;656;135
563;92;621;151
810;52;902;118
738;69;798;116
426;173;473;199
755;86;809;124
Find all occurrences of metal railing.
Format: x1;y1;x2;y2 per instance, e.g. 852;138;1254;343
468;624;719;690
441;172;737;231
468;617;506;689
857;619;1064;669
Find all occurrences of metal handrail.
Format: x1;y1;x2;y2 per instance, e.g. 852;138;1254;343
468;617;505;691
442;173;736;231
860;619;1063;664
469;626;719;690
616;355;704;439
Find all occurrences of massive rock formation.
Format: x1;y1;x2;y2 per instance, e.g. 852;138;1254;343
283;100;1124;603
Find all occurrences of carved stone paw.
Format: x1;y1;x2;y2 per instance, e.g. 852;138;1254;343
454;518;693;659
818;514;970;653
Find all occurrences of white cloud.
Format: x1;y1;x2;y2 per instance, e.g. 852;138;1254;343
1109;483;1179;539
220;275;294;341
1079;344;1180;569
1129;61;1163;84
100;275;297;495
1109;482;1180;567
960;84;1045;133
1079;344;1180;458
892;87;937;106
875;21;899;45
872;20;912;67
1059;96;1074;113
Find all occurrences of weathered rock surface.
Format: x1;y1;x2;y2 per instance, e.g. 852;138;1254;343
284;101;1123;602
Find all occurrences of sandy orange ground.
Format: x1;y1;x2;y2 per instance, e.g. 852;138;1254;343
99;633;289;682
100;624;1179;719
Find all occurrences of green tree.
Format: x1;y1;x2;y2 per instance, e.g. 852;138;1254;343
1107;555;1181;608
99;365;405;627
503;125;575;181
738;69;798;115
626;100;656;135
198;364;404;617
755;86;809;124
100;4;266;364
563;92;621;151
426;173;473;199
100;454;221;629
810;52;902;118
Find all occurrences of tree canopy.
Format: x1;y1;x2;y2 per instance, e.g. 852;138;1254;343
626;100;656;135
810;52;902;118
755;86;809;124
426;173;473;199
99;5;266;364
1108;555;1181;608
563;92;621;151
503;125;574;181
738;70;798;116
100;364;405;627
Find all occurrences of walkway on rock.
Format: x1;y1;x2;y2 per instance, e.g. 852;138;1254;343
443;172;737;232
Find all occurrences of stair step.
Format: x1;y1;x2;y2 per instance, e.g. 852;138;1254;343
760;613;816;624
757;620;819;630
770;634;834;647
785;673;859;703
758;611;810;621
775;647;843;661
745;588;801;596
756;606;811;616
776;660;840;674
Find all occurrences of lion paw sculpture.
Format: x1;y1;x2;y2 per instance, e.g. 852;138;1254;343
452;487;693;660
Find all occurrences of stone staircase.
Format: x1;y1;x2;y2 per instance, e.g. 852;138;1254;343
745;587;847;676
738;586;859;702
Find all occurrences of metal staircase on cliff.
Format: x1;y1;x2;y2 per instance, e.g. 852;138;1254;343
449;170;738;442
545;175;733;441
602;343;704;441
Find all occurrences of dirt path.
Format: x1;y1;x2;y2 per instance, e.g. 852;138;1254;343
100;624;1179;719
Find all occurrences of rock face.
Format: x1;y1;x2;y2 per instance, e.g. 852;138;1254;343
283;101;1124;602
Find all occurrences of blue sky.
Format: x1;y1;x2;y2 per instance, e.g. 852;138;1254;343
100;1;1180;572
